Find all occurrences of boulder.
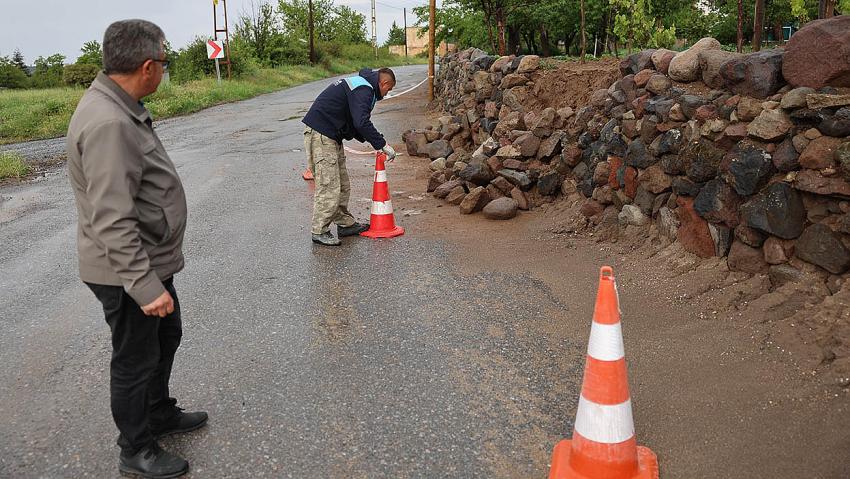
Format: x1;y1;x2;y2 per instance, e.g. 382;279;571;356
719;49;786;99
668;37;722;82
795;223;850;274
747;109;792;142
491;176;514;195
516;55;541;74
537;131;565;160
694;179;742;227
429;157;447;172
639;164;673;194
799;136;842;170
727;240;769;273
657;206;680;240
721;142;775;196
495;145;523;160
819;107;850;137
446;186;467;205
458;162;496;186
780;87;816;110
459;186;491;214
511;188;530;210
625;139;655;169
619;204;650;226
737;97;764;122
676;196;717;258
424;139;454;160
633;186;656;217
634;69;655;88
581;199;605;217
500;73;528;89
514;132;542;157
593;162;611;186
699;50;743;89
735;224;767;247
403;129;429;157
709;223;733;257
537;171;563;196
482;197;519;220
772;138;800;172
620;50;656;76
763;237;795;265
502;86;530;112
740;182;806;239
653;50;677;75
498;169;532;190
782;16;850;89
433;179;463;199
672;176;704;197
427;172;447;193
681;139;725;183
793;169;850;198
680;95;707;120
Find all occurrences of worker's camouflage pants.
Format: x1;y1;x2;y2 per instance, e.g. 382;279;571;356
304;127;356;235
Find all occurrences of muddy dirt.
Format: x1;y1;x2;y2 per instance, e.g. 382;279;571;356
526;58;621;111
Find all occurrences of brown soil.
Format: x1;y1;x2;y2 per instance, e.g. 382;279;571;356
381;84;850;478
526;58;622;111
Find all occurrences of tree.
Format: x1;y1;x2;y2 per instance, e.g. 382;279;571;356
76;41;103;68
234;0;279;64
385;21;406;47
278;0;367;45
12;49;28;75
0;56;30;88
30;54;65;89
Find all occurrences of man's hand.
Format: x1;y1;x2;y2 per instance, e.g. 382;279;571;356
381;145;397;162
141;291;175;318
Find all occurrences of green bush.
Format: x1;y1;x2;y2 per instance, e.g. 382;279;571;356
63;64;99;87
0;62;30;89
169;36;257;84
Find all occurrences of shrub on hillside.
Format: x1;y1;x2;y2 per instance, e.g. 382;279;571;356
0;60;30;89
63;64;99;87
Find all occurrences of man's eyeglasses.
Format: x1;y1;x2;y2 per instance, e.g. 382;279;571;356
150;59;170;70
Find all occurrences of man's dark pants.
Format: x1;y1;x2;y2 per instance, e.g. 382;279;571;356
86;278;182;455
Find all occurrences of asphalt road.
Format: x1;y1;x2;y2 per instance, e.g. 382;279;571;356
0;65;587;478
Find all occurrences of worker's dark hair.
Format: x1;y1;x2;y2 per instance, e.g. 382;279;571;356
378;67;396;84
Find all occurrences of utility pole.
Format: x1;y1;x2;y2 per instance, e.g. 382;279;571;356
428;0;435;101
213;0;232;79
308;0;315;65
371;0;378;59
403;7;408;61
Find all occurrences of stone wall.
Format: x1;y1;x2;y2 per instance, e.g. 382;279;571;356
403;16;850;281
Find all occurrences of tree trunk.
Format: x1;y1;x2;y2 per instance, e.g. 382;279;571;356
496;8;506;55
737;0;744;53
819;0;836;17
753;0;764;52
773;20;784;45
540;24;551;57
580;0;587;63
508;25;521;55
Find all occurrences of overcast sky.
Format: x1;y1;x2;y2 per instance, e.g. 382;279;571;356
1;0;438;64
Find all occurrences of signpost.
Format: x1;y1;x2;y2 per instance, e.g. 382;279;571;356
207;40;225;84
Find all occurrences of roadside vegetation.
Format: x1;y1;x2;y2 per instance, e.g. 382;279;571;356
0;0;423;145
0;151;30;179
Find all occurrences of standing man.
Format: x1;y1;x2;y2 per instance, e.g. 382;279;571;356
302;67;397;246
67;20;206;478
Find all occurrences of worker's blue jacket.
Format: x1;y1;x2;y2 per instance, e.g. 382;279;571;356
302;68;386;150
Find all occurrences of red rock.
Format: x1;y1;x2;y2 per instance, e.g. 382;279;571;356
782;16;850;89
695;104;719;121
511;187;530;210
676;196;716;258
624;166;639;199
580;199;604;217
799;136;842;170
608;156;624;190
763;237;795;265
727;240;769;273
639;164;673;194
793;169;850;198
486;156;502;174
724;123;749;141
634;68;654;87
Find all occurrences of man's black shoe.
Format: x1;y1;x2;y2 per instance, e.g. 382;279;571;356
337;222;369;237
151;409;209;439
312;232;341;246
119;442;188;479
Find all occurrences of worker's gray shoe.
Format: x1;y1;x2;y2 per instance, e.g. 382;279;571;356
337;222;369;237
311;232;341;246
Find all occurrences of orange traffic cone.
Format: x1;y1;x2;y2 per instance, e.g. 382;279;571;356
361;152;404;238
302;168;314;180
549;266;658;479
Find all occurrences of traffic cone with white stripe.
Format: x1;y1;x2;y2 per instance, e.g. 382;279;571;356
302;168;314;180
549;266;658;479
361;152;404;238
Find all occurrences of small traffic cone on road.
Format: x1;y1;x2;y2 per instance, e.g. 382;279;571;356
302;168;314;180
549;266;658;479
361;152;404;238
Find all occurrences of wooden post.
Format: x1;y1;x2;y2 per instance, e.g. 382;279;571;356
308;0;315;65
580;0;587;63
403;8;408;61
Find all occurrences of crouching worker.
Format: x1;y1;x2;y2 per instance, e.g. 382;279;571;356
302;67;397;246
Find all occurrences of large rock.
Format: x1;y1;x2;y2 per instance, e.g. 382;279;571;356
500;73;528;89
694;179;741;227
433;179;463;199
458;162;496;186
639;164;673;194
772;138;800;172
502;86;530;111
721;142;774;196
532;108;557;137
699;50;743;89
427;172;447;193
497;169;532;190
537;131;565;160
516;55;541;74
657;206;680;240
424;139;453;160
651;49;677;75
620;50;656;76
681;139;725;183
780;87;817;110
747;109;792;142
646;74;672;95
838;142;850;181
819;107;850;137
482;197;519;220
793;169;850;198
625;139;655;169
737;97;763;122
763;237;795;265
795;224;850;274
668;38;722;82
719;49;786;99
782;16;850;89
537;171;563;196
676;196;717;258
727;240;769;273
403;129;429;157
514;132;541;157
799;136;842;170
459;186;491;214
619;204;649;226
740;182;806;239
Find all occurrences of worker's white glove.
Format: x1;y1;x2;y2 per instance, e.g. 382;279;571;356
381;145;397;162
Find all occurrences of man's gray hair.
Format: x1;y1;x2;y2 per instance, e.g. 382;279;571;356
103;19;165;74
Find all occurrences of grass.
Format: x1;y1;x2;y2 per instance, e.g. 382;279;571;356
0;53;427;145
0;151;30;179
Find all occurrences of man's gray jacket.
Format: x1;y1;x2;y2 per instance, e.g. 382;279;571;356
67;72;187;307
